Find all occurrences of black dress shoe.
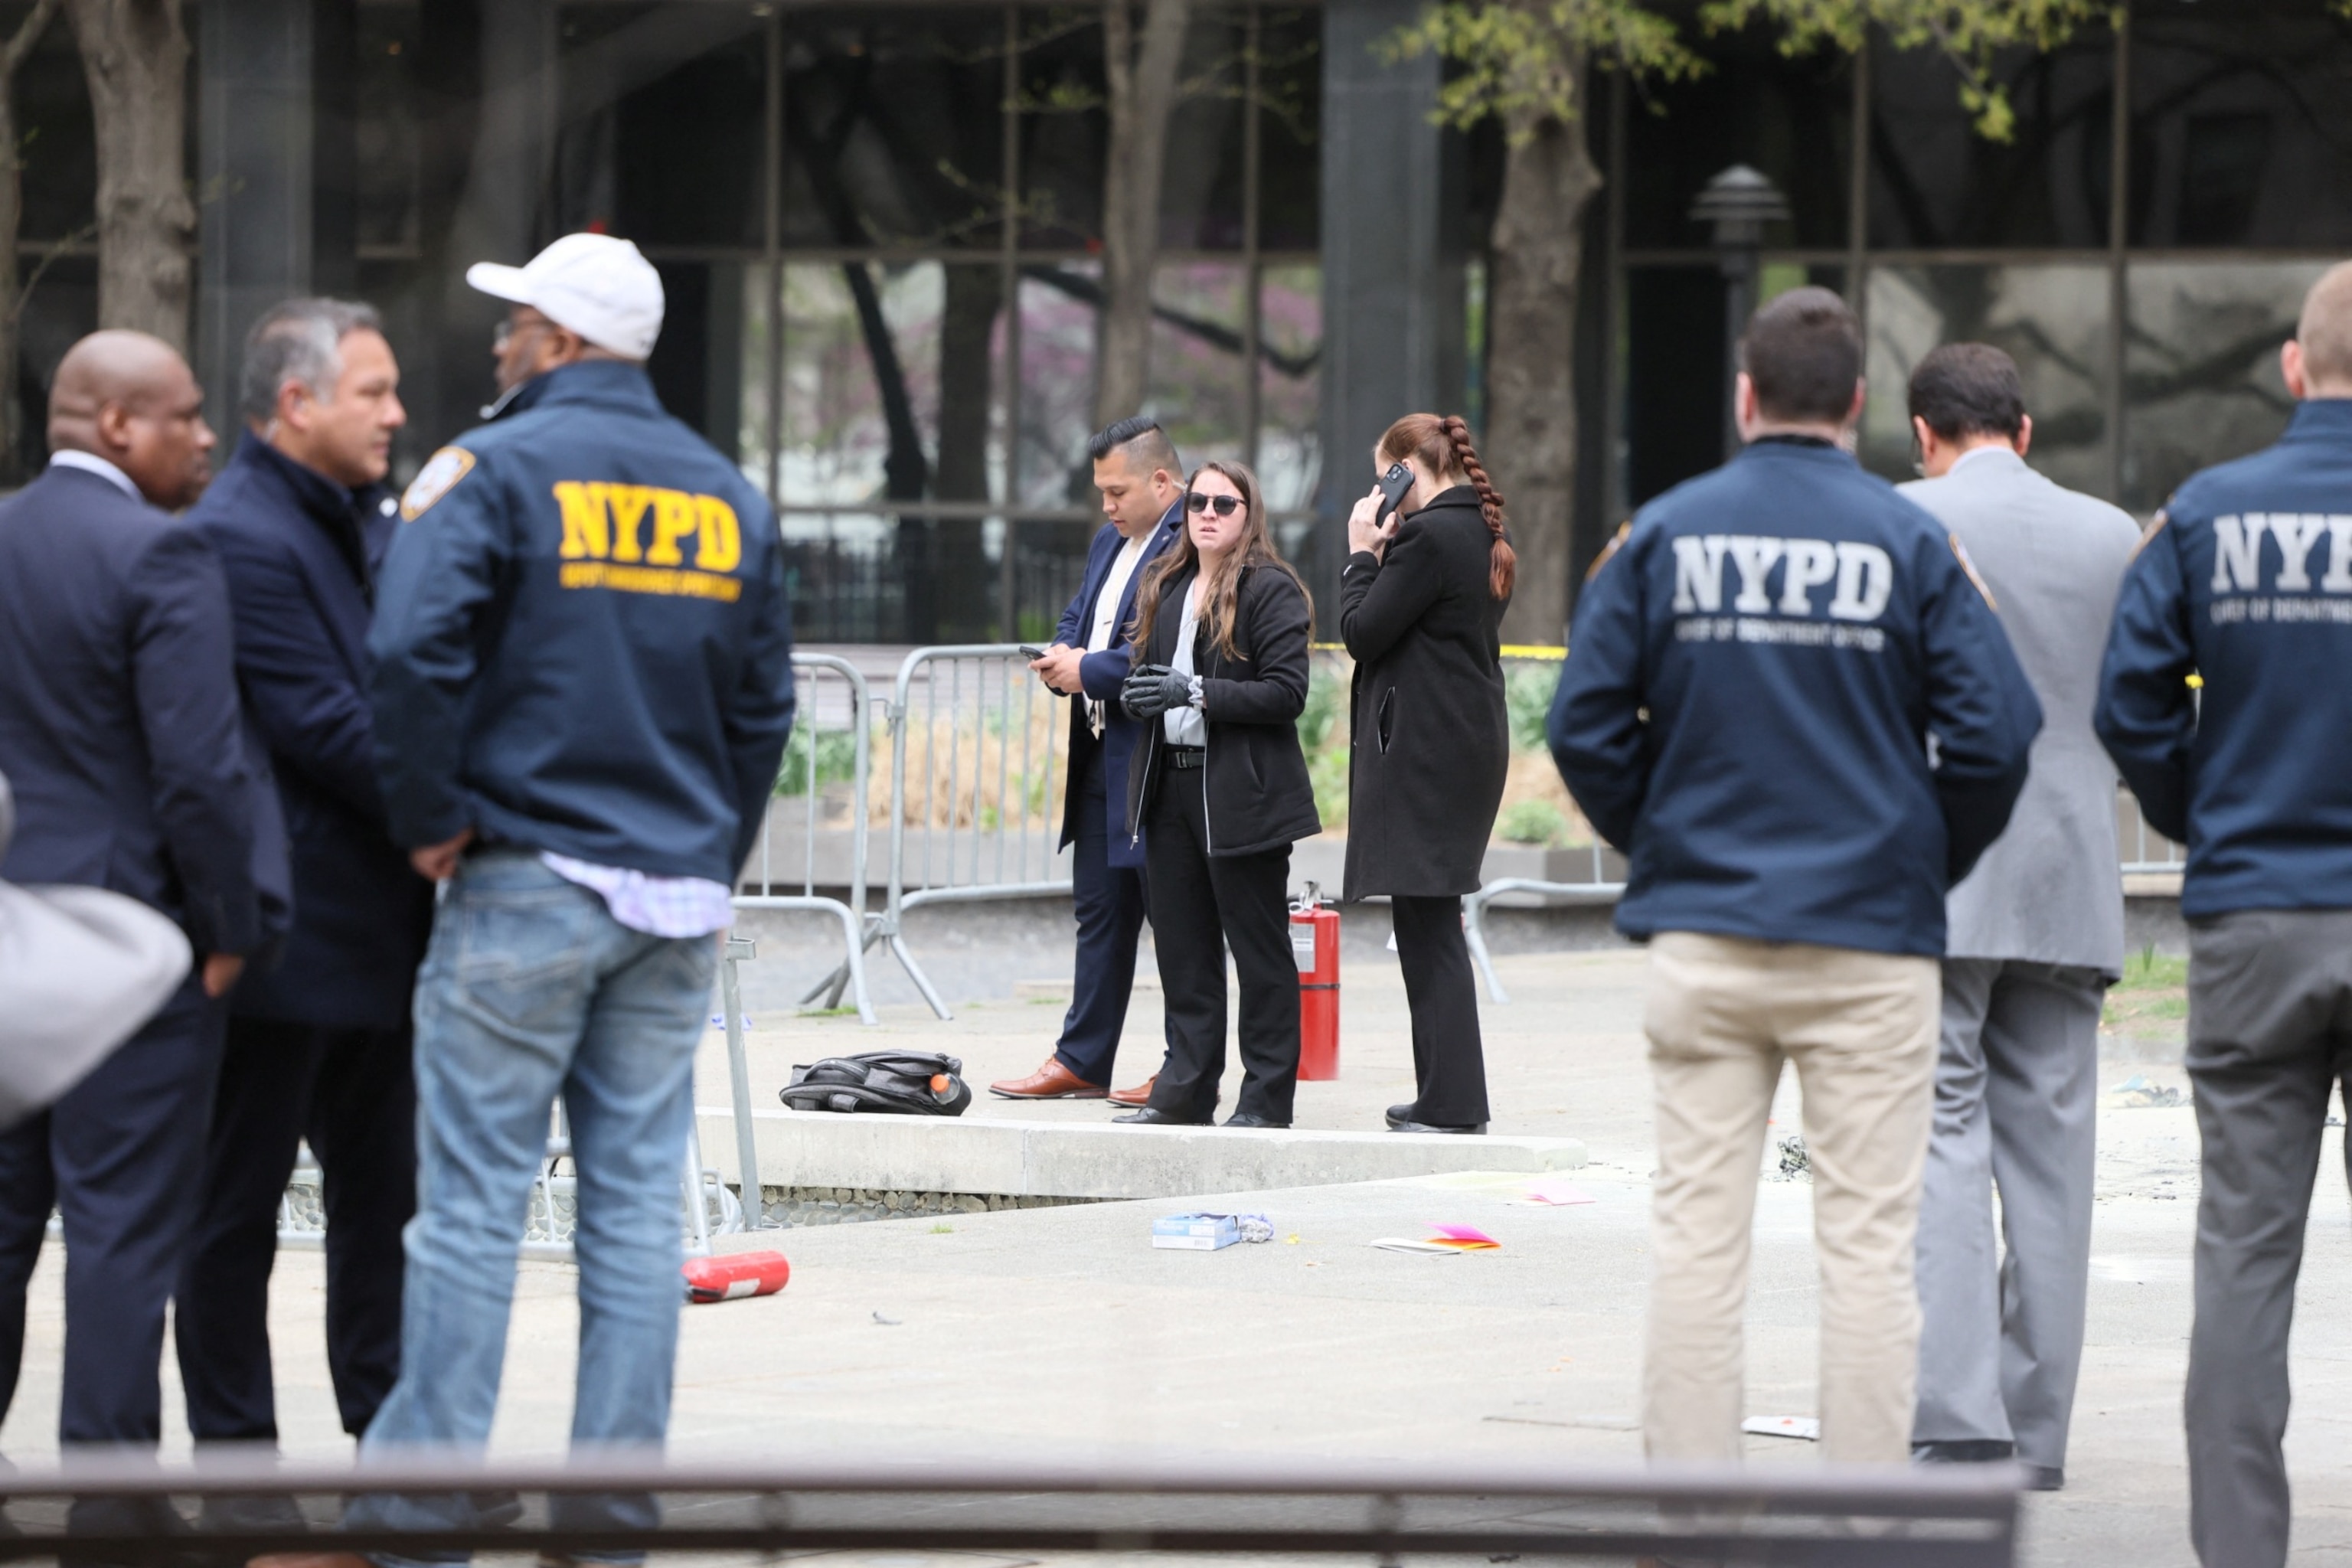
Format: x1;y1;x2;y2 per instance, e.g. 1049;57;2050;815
1389;1118;1486;1134
1384;1102;1415;1129
1912;1439;2016;1465
1223;1112;1289;1129
2023;1465;2063;1492
197;1494;309;1536
1112;1106;1209;1125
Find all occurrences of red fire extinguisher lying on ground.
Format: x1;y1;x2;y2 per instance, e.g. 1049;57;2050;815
682;1250;790;1304
1292;883;1339;1080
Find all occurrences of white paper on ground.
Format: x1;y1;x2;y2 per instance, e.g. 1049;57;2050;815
1741;1415;1821;1441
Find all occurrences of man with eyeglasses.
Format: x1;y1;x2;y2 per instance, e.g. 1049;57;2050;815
991;417;1186;1105
269;234;795;1568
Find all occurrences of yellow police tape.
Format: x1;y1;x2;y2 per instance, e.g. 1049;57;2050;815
1310;642;1567;658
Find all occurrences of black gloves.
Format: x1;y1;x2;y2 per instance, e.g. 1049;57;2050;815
1121;665;1195;720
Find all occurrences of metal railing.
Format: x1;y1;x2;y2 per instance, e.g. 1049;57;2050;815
1463;848;1631;1006
827;643;1074;1021
730;652;878;1027
0;1452;2020;1566
2116;786;2189;876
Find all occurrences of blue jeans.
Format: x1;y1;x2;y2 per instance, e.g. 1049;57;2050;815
346;851;717;1564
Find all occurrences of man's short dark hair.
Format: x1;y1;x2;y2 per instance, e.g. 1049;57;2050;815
1907;343;2025;443
1086;416;1179;476
240;297;384;426
1739;286;1863;425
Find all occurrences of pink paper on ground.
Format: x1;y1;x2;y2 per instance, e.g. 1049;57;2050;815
1522;1178;1596;1206
1426;1223;1500;1249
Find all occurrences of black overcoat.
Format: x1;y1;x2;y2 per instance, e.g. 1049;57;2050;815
1338;485;1511;898
1122;559;1323;858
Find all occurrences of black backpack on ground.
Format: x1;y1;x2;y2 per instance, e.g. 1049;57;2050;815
780;1050;972;1116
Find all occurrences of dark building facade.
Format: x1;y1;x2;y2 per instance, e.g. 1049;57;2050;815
3;0;2347;641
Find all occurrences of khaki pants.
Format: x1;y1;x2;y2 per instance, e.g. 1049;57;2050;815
1642;931;1939;1465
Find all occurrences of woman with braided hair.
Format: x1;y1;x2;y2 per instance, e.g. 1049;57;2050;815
1341;413;1515;1134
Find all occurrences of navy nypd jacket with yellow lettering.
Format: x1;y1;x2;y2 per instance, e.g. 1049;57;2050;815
1549;439;2043;958
2096;398;2352;917
370;360;795;883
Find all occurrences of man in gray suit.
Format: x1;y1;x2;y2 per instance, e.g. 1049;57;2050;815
1898;344;2141;1491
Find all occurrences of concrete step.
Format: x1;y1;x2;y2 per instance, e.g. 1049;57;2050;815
692;1109;1586;1202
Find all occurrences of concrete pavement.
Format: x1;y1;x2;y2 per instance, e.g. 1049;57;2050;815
5;945;2344;1567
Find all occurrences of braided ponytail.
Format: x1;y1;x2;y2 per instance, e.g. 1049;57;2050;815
1440;416;1514;601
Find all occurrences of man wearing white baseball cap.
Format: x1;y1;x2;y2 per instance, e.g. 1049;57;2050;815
464;230;666;369
296;233;796;1568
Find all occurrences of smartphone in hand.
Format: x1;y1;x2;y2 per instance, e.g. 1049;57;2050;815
1375;462;1413;522
1019;645;1050;661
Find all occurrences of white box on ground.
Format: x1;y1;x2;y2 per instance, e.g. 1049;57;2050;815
1152;1214;1240;1250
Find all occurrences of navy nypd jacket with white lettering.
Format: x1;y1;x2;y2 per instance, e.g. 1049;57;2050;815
2096;398;2352;917
1549;439;2043;958
370;360;796;883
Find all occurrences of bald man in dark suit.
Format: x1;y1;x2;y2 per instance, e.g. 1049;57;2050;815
0;332;263;1468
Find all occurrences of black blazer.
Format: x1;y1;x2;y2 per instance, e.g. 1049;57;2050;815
192;436;434;1029
1122;559;1321;858
1338;485;1511;897
0;464;264;956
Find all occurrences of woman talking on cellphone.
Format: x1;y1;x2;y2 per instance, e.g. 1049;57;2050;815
1112;460;1321;1129
1342;413;1514;1135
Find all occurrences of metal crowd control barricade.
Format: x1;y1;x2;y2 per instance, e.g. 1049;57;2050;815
728;651;879;1025
851;643;1074;1021
716;652;880;1221
1462;839;1629;1005
515;1102;740;1264
0;1451;2022;1565
2117;783;2188;877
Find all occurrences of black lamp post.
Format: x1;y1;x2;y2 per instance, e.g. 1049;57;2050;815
1690;164;1791;460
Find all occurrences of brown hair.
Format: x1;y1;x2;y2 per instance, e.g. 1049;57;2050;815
1130;459;1312;662
1908;342;2026;443
1739;286;1863;424
1377;413;1514;600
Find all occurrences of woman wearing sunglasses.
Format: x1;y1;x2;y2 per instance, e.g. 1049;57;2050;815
1340;413;1515;1135
1112;461;1320;1128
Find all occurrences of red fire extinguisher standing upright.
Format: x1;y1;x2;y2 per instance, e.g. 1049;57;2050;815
1292;882;1340;1080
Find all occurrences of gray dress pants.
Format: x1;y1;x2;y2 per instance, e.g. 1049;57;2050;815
2183;910;2352;1568
1913;958;2104;1475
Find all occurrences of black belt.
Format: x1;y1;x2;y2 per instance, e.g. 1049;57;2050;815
1165;746;1206;770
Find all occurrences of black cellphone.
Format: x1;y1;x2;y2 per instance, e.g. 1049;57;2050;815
1375;462;1413;521
1019;645;1050;661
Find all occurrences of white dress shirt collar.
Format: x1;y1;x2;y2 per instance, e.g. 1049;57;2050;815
48;450;141;502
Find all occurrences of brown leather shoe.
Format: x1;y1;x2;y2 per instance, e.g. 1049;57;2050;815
988;1057;1107;1099
1107;1073;1158;1106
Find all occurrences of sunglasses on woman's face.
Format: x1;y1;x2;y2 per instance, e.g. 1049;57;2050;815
1186;492;1243;517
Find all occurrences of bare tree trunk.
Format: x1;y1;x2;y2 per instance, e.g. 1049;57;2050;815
1486;67;1602;647
1093;0;1190;429
66;0;192;350
0;0;62;479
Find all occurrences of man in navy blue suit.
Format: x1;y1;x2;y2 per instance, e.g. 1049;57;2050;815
0;330;262;1460
991;417;1185;1102
176;299;433;1479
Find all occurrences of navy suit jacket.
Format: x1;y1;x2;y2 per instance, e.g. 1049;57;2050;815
1055;498;1184;867
192;436;434;1028
0;464;263;957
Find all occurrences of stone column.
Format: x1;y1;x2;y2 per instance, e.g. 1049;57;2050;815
1314;0;1462;604
197;0;315;433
